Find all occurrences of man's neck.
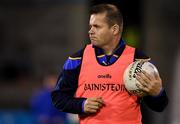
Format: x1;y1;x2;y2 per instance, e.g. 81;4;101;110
103;46;116;55
103;37;121;55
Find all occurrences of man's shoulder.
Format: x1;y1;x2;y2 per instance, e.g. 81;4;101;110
69;47;85;59
63;47;86;70
134;48;151;61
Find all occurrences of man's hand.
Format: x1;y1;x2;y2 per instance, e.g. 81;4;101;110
84;97;105;114
136;70;162;96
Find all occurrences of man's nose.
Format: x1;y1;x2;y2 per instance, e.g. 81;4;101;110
88;27;94;35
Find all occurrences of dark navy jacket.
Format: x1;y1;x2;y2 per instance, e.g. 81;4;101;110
51;39;168;114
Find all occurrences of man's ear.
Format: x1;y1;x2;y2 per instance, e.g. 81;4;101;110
112;24;120;35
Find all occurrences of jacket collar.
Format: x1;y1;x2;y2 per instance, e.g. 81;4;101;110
92;39;126;57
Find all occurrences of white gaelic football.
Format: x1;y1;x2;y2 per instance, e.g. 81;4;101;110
123;60;159;97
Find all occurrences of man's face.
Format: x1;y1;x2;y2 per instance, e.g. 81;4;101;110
89;13;114;47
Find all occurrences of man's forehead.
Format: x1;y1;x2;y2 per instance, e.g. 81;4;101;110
90;13;107;23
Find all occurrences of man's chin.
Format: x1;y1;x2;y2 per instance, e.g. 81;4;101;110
91;41;99;46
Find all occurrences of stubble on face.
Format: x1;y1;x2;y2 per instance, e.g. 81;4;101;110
89;13;113;48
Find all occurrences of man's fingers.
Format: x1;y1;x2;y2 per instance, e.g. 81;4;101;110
96;97;105;105
136;73;149;88
84;97;105;114
87;104;100;110
141;70;154;81
85;107;98;113
136;83;149;92
89;97;105;106
87;101;103;108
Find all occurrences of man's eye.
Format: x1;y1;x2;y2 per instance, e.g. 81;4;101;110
94;25;99;28
95;26;101;30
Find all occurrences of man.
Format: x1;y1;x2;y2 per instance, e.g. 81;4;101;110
30;73;67;124
51;4;168;124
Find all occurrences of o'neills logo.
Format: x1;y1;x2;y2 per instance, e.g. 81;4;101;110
97;74;112;79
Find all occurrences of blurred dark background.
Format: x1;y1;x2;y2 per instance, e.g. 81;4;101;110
0;0;180;124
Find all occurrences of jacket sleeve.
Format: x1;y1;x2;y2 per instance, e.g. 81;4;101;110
51;70;86;114
51;48;86;114
142;89;168;112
